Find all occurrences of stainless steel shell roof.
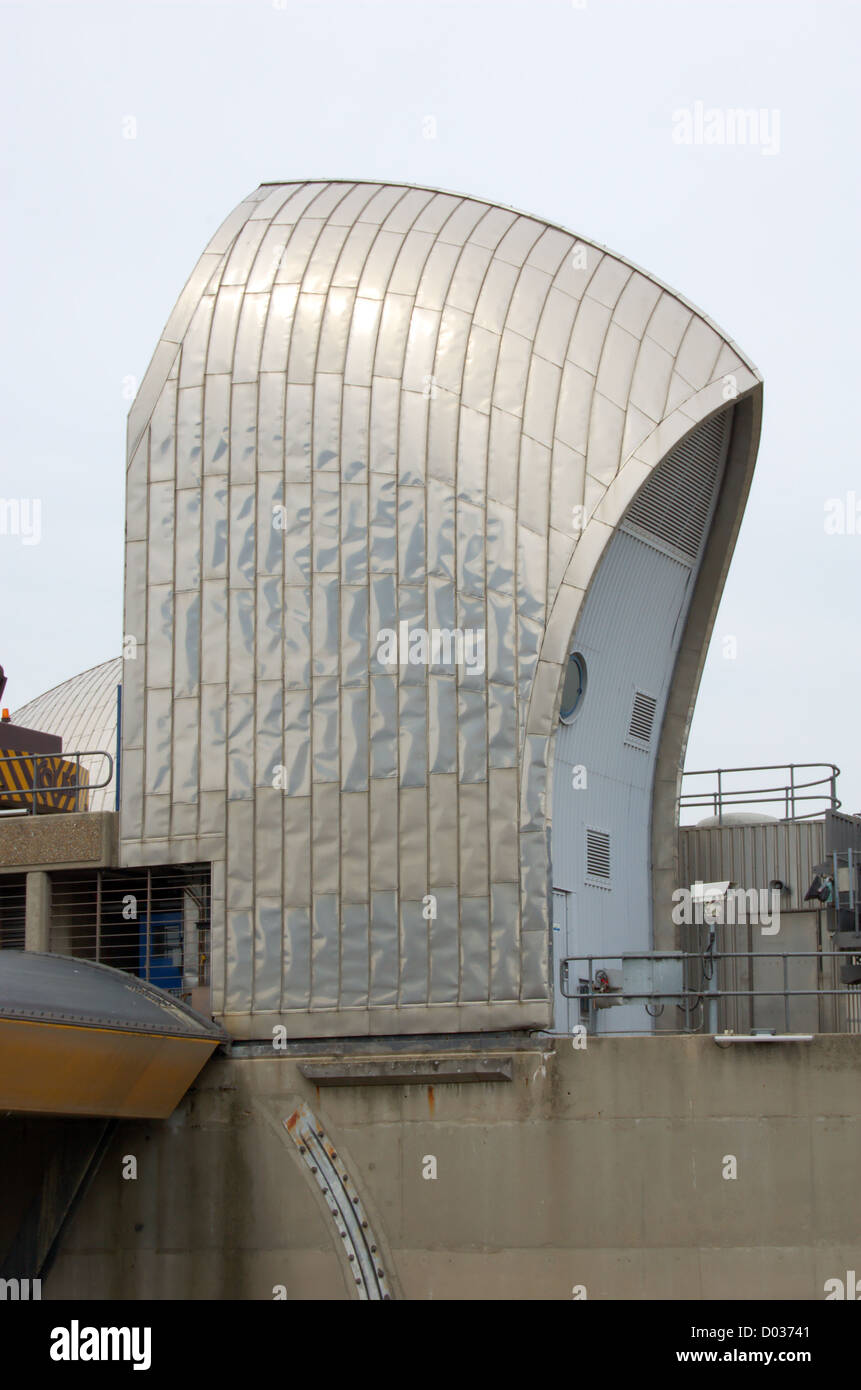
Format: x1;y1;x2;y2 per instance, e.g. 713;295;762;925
12;657;121;812
120;179;763;1039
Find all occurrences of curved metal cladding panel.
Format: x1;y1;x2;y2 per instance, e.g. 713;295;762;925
12;657;122;812
120;180;762;1038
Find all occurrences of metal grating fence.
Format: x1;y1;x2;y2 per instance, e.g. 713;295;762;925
47;863;211;1001
561;943;861;1036
0;875;26;949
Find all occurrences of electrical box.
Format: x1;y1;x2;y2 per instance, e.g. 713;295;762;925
621;952;686;1006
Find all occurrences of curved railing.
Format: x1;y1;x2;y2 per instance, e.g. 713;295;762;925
680;762;840;824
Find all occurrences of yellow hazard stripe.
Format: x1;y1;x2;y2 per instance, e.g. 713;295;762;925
0;752;90;808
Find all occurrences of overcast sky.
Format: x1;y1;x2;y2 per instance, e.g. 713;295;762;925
1;0;858;816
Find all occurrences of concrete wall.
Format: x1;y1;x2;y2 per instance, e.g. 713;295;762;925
0;811;117;874
41;1035;861;1300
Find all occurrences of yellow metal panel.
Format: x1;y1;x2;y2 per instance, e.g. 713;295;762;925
0;1017;218;1118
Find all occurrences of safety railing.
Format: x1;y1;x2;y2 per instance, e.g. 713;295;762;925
560;947;861;1035
0;750;113;815
680;762;840;824
0;863;212;1006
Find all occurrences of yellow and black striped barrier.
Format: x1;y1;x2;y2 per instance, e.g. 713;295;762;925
0;751;90;813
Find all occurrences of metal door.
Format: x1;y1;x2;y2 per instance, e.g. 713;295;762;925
552;889;579;1034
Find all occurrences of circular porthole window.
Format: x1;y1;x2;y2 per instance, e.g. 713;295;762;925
560;652;587;724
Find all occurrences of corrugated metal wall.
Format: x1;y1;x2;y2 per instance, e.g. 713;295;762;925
550;533;695;1031
678;821;836;1033
679;820;825;911
550;411;731;1033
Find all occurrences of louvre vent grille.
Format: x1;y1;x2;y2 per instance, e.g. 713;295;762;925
627;691;658;746
621;410;731;561
586;828;611;883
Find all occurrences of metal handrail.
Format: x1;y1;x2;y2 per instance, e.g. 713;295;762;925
0;750;114;815
563;949;861;991
680;762;840;823
561;947;861;1035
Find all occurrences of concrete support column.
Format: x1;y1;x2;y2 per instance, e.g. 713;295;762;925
24;871;50;953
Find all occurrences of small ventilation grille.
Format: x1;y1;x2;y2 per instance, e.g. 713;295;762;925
621;410;730;562
627;691;657;746
586;828;611;883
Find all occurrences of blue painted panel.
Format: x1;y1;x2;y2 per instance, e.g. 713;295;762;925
139;908;183;991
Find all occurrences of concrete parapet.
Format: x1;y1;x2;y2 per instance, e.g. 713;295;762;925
0;812;117;873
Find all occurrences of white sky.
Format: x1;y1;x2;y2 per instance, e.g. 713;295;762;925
1;0;859;814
